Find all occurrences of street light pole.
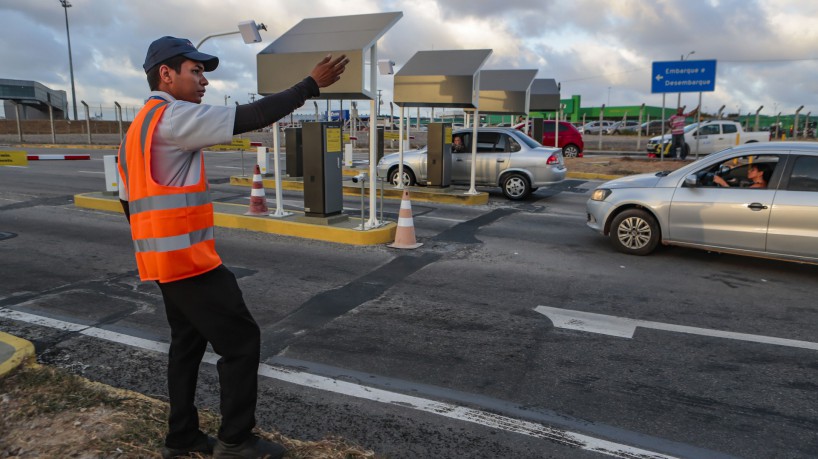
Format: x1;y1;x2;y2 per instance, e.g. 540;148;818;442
677;51;695;109
60;0;78;121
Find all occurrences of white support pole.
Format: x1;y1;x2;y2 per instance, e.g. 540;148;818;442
660;94;666;162
695;92;703;160
397;105;405;189
367;43;379;228
270;122;291;218
466;109;479;195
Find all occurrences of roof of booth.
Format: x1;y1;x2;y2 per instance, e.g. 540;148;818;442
529;78;561;111
393;49;492;108
256;12;402;99
477;69;537;115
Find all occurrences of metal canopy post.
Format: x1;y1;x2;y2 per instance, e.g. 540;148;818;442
367;42;379;228
397;105;405;189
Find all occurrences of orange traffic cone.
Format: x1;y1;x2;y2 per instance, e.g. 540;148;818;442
388;190;422;249
245;164;269;216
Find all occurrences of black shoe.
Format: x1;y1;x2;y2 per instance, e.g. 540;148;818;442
213;435;287;459
161;434;217;458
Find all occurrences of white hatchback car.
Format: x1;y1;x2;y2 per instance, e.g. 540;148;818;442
586;142;818;264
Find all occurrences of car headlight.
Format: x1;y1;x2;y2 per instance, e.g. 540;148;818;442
591;188;612;201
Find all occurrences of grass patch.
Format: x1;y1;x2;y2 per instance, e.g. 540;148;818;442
0;364;379;458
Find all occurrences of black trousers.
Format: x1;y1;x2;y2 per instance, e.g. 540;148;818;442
158;265;260;447
671;133;686;159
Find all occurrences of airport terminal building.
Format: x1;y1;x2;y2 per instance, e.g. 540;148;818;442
0;78;68;120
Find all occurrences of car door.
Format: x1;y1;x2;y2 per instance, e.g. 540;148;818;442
691;124;720;154
451;131;472;182
668;154;779;251
474;132;510;185
542;121;556;147
719;123;739;151
766;154;818;260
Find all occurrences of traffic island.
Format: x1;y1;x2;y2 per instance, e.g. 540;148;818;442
230;168;490;206
74;192;396;246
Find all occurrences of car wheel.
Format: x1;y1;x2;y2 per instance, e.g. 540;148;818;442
609;209;660;255
563;144;580;158
501;173;531;200
388;167;416;187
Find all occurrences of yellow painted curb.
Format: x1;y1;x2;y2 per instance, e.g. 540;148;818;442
567;172;623;181
214;203;396;245
0;331;35;377
230;176;489;206
73;193;396;245
74;193;123;213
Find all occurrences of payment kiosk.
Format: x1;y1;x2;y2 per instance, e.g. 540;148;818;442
426;123;452;187
302;121;343;218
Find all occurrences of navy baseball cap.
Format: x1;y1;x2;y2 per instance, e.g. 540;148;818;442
143;36;219;73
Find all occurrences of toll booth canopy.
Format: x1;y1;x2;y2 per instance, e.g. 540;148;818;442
477;69;538;115
529;78;560;112
393;49;492;108
256;12;402;99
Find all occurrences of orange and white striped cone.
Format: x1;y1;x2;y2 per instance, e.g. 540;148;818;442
388;189;422;249
245;164;270;216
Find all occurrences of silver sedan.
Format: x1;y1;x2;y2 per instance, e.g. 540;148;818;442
586;142;818;264
376;127;566;200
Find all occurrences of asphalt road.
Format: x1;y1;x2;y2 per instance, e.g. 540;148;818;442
1;148;817;458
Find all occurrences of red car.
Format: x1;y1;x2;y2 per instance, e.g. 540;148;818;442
514;120;584;157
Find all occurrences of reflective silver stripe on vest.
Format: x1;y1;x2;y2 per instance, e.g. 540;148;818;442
129;191;212;216
133;226;214;253
139;101;169;155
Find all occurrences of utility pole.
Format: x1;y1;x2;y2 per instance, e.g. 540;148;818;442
60;0;78;121
248;93;256;103
224;95;230;106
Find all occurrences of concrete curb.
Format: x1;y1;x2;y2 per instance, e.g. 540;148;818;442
0;331;35;378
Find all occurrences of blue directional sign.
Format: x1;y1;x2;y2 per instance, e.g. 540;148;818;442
651;59;717;94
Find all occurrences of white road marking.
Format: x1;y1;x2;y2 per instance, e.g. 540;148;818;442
0;305;677;458
535;306;818;351
214;165;244;170
79;170;104;174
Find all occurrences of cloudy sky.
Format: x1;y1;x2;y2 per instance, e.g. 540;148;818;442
2;0;818;120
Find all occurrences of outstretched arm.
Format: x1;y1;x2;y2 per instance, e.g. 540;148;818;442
233;54;350;135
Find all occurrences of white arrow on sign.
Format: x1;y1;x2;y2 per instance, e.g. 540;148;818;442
534;305;818;351
655;74;664;82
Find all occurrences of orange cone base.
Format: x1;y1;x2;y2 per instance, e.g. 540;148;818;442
388;240;423;249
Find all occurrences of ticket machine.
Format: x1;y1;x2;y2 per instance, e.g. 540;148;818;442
426;122;452;187
302;122;343;218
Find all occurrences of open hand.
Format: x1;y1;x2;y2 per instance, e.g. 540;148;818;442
310;54;350;88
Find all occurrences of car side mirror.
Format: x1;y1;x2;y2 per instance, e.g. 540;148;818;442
684;174;699;187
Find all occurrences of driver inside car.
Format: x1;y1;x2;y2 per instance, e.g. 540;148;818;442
712;162;772;188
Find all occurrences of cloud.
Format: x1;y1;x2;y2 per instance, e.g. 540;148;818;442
2;0;817;120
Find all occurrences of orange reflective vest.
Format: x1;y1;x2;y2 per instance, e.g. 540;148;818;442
117;98;221;283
